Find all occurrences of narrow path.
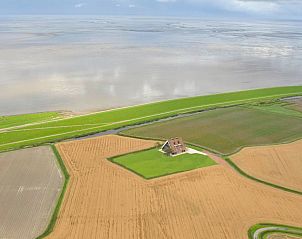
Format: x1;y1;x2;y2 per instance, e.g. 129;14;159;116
0;123;108;133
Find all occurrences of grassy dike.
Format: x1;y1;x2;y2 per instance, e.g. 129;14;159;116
248;223;302;239
0;111;61;129
36;145;70;239
1;86;302;152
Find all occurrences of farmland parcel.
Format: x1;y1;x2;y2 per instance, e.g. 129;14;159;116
1;86;302;152
121;106;302;155
47;135;302;239
0;146;64;239
231;139;302;192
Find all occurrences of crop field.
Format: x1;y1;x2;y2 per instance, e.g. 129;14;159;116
1;86;302;152
0;146;64;239
231;139;302;192
110;147;216;179
47;135;302;239
121;106;302;155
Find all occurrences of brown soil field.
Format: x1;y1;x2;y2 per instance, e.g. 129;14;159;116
231;140;302;192
47;135;302;239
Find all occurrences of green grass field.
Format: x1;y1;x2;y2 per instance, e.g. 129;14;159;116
1;86;302;152
122;106;302;155
110;147;216;179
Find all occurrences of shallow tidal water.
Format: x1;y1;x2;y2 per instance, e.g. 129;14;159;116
0;16;301;116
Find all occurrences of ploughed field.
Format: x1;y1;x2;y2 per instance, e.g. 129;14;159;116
231;139;302;192
47;135;302;239
121;106;302;155
0;146;64;239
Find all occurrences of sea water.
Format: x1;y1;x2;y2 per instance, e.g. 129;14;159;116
0;15;301;115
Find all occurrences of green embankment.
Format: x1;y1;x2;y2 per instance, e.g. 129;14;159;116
0;112;61;129
1;86;302;152
121;106;302;155
110;147;216;179
248;223;302;239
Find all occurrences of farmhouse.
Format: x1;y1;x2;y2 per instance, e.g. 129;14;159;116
161;137;187;155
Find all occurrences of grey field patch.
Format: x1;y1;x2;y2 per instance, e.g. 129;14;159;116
0;146;64;239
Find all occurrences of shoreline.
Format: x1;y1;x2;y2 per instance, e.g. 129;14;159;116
2;85;302;118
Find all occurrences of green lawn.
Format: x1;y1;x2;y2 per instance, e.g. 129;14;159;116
122;106;302;155
110;147;216;179
1;86;302;152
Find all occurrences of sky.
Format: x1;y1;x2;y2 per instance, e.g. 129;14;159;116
1;0;302;20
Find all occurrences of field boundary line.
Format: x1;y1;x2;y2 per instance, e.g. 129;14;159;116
224;157;302;196
36;145;70;239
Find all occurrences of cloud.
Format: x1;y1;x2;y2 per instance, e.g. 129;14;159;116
1;0;301;19
177;0;283;14
74;2;86;8
230;0;279;13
